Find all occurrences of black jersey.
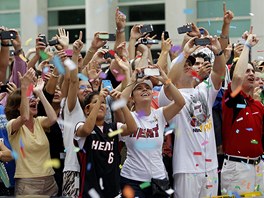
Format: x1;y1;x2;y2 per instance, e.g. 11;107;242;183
75;122;121;198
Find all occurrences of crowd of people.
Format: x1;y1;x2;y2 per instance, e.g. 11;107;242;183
0;4;264;198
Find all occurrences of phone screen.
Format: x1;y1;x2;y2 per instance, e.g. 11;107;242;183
0;85;8;93
140;25;153;34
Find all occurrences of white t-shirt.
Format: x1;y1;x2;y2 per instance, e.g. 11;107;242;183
120;108;167;182
158;75;219;175
63;99;85;172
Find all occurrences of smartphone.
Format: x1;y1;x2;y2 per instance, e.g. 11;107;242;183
104;50;115;59
0;85;8;93
194;38;210;46
0;31;16;40
144;68;160;76
98;34;116;41
177;24;192;34
9;50;15;56
48;39;59;46
146;40;159;45
163;31;169;40
140;24;154;34
102;80;113;91
39;34;47;46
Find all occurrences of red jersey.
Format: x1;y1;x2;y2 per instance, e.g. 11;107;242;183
222;84;264;158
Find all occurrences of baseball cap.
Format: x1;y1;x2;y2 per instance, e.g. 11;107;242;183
132;79;153;92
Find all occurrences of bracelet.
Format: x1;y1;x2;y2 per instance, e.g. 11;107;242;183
214;50;224;56
14;48;23;56
116;27;125;33
220;33;229;39
1;42;11;47
164;78;171;86
88;48;96;54
51;73;59;78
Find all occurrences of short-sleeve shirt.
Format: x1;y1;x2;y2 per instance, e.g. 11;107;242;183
222;83;264;157
6;117;54;178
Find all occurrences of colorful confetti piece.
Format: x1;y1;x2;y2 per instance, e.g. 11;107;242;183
99;72;107;79
140;182;151;189
87;163;92;171
64;58;76;70
26;84;34;97
236;129;240;133
170;45;181;53
34;15;45;26
201;140;209;146
193;152;202;156
111;98;127;111
73;147;81;152
108;128;123;138
249;13;254;16
39;51;49;60
25;38;33;46
88;188;100;198
52;55;65;74
11;150;18;160
19;54;27;62
77;73;89;81
43;159;60;169
251;139;258;144
236;104;246;108
183;8;194;15
246;128;253;131
236;117;243;122
116;74;125;82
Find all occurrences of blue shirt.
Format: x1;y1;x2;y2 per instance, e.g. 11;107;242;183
0;105;15;187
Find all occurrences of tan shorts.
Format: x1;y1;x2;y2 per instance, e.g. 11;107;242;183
15;175;58;196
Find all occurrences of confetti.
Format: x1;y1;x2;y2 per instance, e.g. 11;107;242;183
113;69;119;74
246;112;249;115
99;72;107;79
43;159;60;169
87;163;92;171
255;184;260;191
119;164;123;169
183;8;194;15
251;139;258;144
165;188;174;195
236;117;243;122
34;15;45;26
201;140;209;146
170;45;181;53
246;128;253;131
116;74;126;82
108;128;123;138
236;104;246;108
77;73;89;81
206;185;213;188
140;182;151;189
208;20;211;26
249;13;254;16
137;110;146;118
123;185;135;198
88;188;100;198
224;97;229;103
205;159;212;162
236;129;240;133
73;147;81;152
64;58;76;70
217;30;222;34
26;83;34;97
42;67;49;74
25;38;33;46
230;26;237;29
19;54;27;62
193;152;202;156
99;178;104;190
52;55;65;74
252;112;259;115
196;163;199;166
11;150;18;160
39;51;49;60
111;98;127;111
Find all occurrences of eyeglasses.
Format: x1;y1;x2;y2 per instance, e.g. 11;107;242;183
79;85;91;90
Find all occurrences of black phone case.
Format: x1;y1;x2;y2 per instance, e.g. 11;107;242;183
140;25;153;34
39;34;47;45
0;85;8;93
194;38;210;46
49;39;59;46
1;31;16;40
108;34;116;41
177;25;192;34
163;31;169;40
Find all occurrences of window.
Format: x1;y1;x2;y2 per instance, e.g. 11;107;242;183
48;9;85;26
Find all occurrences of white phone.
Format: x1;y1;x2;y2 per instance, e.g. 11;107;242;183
144;68;160;76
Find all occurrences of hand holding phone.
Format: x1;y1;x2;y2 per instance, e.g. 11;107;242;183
139;24;154;34
194;38;211;46
0;31;16;40
102;80;113;92
177;24;192;34
39;34;47;46
163;31;169;40
98;33;116;41
0;85;8;93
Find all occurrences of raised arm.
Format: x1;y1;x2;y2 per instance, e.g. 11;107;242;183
219;2;234;50
0;27;10;83
27;36;46;69
231;29;259;91
114;7;126;51
9;68;35;134
83;32;106;67
67;31;83;112
34;78;57;128
76;89;108;137
207;36;227;90
157;32;172;74
128;24;143;60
